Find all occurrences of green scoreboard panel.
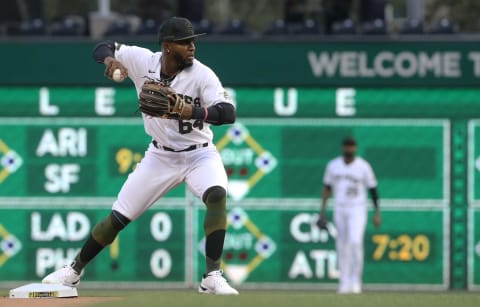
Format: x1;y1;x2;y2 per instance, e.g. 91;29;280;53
1;87;480;119
469;209;480;290
192;204;448;289
0;204;447;289
0;118;183;197
0;206;186;285
469;120;480;289
212;119;448;201
0;86;458;289
469;120;480;205
0;118;448;202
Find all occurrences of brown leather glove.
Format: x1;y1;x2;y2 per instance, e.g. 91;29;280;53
138;81;188;119
316;214;328;230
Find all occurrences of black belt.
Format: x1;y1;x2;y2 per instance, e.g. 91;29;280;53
152;140;208;152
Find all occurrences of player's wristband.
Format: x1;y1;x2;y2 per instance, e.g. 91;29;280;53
203;107;208;121
191;103;235;125
93;41;115;64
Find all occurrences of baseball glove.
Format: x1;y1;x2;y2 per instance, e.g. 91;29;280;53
316;215;328;231
138;81;186;119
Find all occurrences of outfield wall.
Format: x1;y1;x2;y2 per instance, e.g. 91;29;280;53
1;39;480;87
0;85;478;289
0;38;479;290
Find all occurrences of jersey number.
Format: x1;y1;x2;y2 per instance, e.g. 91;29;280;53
178;120;204;134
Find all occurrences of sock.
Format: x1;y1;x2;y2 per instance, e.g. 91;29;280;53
205;230;226;273
202;186;227;273
72;235;103;273
71;210;130;273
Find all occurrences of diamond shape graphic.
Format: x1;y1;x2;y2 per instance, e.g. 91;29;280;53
0;224;22;267
198;208;276;284
0;139;23;183
216;123;277;201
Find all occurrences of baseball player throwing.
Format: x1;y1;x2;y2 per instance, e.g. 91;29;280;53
43;17;238;295
318;137;380;294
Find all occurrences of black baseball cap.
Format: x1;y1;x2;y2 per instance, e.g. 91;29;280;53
158;17;206;43
342;137;356;146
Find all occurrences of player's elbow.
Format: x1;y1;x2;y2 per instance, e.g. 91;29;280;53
92;40;115;64
210;103;235;126
223;103;236;124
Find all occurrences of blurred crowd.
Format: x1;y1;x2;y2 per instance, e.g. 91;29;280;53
0;0;479;38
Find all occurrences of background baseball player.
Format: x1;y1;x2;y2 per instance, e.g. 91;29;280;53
318;137;380;294
42;16;238;295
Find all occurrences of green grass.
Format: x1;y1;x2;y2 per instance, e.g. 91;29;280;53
79;290;480;307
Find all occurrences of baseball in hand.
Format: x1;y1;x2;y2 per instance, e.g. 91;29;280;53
112;69;125;82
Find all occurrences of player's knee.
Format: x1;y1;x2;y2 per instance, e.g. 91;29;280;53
202;186;226;205
203;186;227;234
110;210;130;231
92;211;130;246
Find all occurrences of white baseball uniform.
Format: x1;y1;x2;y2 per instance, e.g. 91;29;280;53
323;156;377;292
111;44;232;220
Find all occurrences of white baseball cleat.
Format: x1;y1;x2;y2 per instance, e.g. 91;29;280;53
351;283;362;294
337;283;351;294
42;265;80;287
198;270;239;295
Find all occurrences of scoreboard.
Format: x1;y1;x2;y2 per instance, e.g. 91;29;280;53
193;205;447;288
0;86;478;290
469;121;480;289
470;209;480;289
1;86;480;118
469;121;480;206
0;119;156;197
0;204;447;289
0;118;448;201
0;206;186;285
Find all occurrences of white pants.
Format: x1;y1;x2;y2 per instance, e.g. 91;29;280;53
113;143;228;220
333;205;367;292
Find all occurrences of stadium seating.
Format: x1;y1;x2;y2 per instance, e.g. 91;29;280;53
264;19;288;35
289;19;323;35
0;14;463;38
429;17;456;34
264;19;323;36
192;19;214;34
331;19;356;35
50;16;85;36
136;19;159;35
7;18;46;36
216;19;248;35
361;18;386;35
400;18;424;34
104;19;131;36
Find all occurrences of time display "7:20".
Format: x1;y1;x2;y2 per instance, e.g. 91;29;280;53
371;234;430;262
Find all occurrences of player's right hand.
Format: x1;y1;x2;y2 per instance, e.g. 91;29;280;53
104;57;128;81
316;214;328;230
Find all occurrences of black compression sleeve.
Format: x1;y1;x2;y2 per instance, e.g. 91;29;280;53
369;187;379;209
93;41;116;64
191;102;236;125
